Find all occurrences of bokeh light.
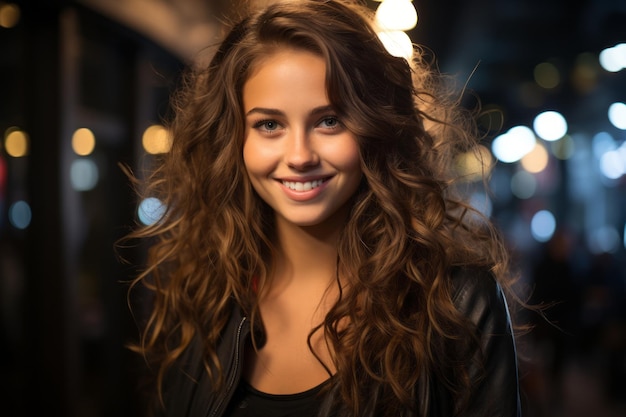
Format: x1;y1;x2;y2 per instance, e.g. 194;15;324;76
70;159;99;191
599;150;624;180
530;209;556;242
4;127;29;157
72;128;96;156
142;124;172;154
510;170;537;199
608;102;626;130
533;110;567;141
375;0;418;31
589;226;620;254
592;132;615;159
491;125;536;163
454;145;493;182
521;143;549;173
599;43;626;73
550;135;575;160
377;30;413;60
9;200;31;229
138;197;166;225
534;62;560;89
0;3;20;29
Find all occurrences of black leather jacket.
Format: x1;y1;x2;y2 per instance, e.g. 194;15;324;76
159;268;521;417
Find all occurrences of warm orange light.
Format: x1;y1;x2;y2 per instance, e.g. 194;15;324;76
4;127;28;157
142;124;172;154
72;128;96;156
0;3;20;28
521;143;549;173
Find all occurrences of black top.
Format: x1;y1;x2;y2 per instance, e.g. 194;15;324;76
160;267;521;417
224;379;329;417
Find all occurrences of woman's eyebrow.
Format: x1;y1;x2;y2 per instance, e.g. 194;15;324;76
245;107;284;117
309;105;335;116
245;105;335;118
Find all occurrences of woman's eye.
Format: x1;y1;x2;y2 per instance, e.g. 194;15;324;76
253;120;281;132
319;117;340;129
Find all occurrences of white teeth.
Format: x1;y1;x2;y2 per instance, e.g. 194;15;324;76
282;179;325;191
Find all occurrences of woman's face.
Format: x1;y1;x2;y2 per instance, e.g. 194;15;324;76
242;49;362;229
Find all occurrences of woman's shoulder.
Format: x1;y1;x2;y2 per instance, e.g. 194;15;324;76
159;302;250;416
446;269;521;416
449;266;513;334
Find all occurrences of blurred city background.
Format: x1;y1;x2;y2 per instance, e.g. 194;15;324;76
0;0;625;416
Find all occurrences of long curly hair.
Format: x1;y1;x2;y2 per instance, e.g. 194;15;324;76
127;0;518;416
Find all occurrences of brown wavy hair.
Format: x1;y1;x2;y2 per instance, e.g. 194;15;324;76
126;0;519;415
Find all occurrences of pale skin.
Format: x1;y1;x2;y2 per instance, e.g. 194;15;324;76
242;49;362;394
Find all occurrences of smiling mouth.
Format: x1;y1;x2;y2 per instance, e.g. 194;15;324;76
281;178;328;191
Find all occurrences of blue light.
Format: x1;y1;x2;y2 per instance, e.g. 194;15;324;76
530;210;556;242
589;226;620;254
70;158;99;191
138;197;166;226
9;200;32;230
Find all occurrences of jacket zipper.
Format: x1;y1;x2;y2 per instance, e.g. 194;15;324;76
209;316;247;417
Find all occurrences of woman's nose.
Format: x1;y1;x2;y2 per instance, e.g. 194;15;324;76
285;129;319;170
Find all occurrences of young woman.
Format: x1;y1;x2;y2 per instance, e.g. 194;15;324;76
129;1;522;416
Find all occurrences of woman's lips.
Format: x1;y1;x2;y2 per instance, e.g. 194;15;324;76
277;176;332;201
281;178;325;191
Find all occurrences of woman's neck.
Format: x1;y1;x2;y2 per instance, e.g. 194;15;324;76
270;216;342;290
